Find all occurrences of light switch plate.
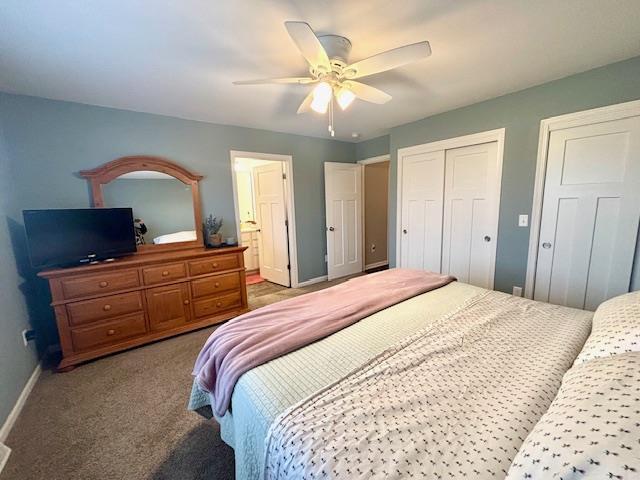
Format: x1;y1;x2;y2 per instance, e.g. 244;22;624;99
518;214;528;227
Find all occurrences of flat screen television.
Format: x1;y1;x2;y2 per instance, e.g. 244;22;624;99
23;208;137;269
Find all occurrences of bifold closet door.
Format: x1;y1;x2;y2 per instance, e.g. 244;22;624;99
533;116;640;310
399;150;445;271
441;142;500;288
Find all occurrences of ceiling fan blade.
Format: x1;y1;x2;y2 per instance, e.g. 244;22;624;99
296;90;315;114
233;77;315;85
345;41;431;79
347;81;392;104
284;21;331;71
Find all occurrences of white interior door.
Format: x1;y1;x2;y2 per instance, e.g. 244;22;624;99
325;162;363;280
253;162;290;287
534;116;640;310
442;142;500;289
399;150;445;271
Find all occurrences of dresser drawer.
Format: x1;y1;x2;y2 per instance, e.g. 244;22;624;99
67;291;143;327
191;272;241;299
142;262;187;285
70;313;147;351
188;255;240;276
60;269;140;300
193;291;242;319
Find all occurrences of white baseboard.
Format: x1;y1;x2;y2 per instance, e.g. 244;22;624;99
0;363;41;444
0;443;10;475
365;260;389;270
296;275;328;287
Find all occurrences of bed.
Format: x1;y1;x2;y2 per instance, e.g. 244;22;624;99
189;271;637;479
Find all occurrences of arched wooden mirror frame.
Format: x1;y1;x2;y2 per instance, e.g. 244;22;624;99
79;155;204;253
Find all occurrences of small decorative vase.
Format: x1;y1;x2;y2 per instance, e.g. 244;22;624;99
209;233;223;247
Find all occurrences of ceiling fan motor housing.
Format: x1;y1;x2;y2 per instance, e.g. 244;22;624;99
317;34;352;68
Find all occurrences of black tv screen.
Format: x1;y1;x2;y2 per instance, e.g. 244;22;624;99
23;208;137;268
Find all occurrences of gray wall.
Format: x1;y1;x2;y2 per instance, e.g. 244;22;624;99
388;56;640;293
0;120;39;428
104;178;195;242
0;93;355;283
356;135;390;160
0;93;355;428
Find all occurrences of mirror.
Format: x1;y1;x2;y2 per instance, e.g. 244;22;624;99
103;171;196;245
80;156;204;252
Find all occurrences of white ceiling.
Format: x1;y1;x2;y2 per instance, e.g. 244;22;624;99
1;0;639;141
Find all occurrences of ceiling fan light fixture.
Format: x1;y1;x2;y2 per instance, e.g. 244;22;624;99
310;81;332;114
336;86;356;110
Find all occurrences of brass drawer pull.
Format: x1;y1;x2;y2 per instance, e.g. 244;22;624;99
212;262;219;268
99;281;108;288
216;302;222;308
183;299;190;305
214;282;220;288
107;329;116;336
161;270;170;277
103;304;112;311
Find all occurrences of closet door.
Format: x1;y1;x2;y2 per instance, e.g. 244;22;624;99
533;116;640;310
442;142;500;288
399;151;445;271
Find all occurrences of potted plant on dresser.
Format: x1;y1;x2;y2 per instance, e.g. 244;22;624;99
203;215;223;247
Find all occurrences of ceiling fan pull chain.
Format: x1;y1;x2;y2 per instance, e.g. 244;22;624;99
329;97;335;137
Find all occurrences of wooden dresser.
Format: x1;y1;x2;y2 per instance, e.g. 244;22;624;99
40;246;248;370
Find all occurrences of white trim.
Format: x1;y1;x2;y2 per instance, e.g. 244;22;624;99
365;260;389;270
230;151;299;288
524;99;640;299
296;275;328;287
396;128;505;289
0;362;41;472
357;154;390;165
0;442;10;475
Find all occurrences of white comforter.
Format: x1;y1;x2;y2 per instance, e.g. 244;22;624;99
264;291;592;479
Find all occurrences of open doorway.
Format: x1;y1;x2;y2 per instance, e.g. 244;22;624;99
230;151;298;288
359;155;390;272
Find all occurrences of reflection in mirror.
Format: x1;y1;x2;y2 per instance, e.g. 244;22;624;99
102;171;195;245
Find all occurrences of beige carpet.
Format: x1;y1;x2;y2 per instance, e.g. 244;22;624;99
1;277;355;480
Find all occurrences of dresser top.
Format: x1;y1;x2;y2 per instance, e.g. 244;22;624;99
38;246;247;278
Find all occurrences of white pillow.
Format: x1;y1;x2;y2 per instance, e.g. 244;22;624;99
506;352;640;480
573;290;640;365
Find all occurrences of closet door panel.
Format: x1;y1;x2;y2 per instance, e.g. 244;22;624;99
400;151;445;271
442;142;499;289
534;117;640;309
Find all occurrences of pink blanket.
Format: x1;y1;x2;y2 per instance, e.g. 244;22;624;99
192;268;455;416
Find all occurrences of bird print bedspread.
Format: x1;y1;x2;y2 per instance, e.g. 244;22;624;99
263;290;592;479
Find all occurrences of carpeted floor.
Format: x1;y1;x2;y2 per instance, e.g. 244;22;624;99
1;277;355;480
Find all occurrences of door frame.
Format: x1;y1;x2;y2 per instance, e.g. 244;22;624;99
230;150;299;287
396;128;505;287
358;154;391;270
524;99;640;299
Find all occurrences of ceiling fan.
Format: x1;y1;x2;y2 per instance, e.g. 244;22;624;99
233;21;431;136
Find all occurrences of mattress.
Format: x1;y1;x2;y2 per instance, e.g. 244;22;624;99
189;282;486;479
189;282;592;479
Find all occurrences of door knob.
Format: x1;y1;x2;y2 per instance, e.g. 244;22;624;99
403;229;408;234
542;242;552;249
484;235;491;242
328;227;335;231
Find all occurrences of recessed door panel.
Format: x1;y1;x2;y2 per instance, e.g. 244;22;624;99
325;163;363;280
442;142;499;289
534;116;640;309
